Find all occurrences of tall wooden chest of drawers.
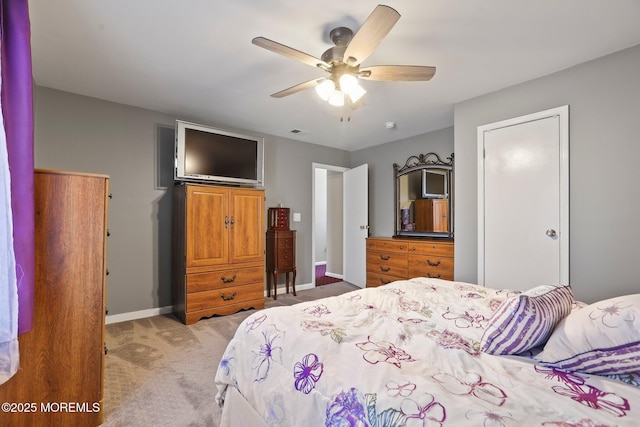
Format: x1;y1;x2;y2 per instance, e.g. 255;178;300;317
0;170;109;426
366;237;454;287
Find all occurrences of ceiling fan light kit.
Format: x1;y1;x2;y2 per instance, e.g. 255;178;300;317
315;79;335;101
252;4;436;107
328;90;345;107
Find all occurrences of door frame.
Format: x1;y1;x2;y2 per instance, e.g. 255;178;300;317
312;163;349;288
477;105;570;286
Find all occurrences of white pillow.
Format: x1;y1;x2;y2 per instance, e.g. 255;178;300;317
481;284;573;355
536;294;640;375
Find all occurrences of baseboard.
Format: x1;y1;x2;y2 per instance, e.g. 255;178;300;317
107;283;319;324
325;272;343;280
106;306;173;324
264;281;314;297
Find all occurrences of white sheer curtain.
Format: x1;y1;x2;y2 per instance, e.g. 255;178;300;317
0;47;20;385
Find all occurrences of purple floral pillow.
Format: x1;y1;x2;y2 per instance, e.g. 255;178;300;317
481;284;573;355
536;294;640;375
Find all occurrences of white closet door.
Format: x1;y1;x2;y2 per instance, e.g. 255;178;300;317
478;106;569;291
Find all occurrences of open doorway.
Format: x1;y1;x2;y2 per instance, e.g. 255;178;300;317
312;164;348;287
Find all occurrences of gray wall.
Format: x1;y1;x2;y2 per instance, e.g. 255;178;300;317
34;86;350;315
350;127;454;237
454;44;640;304
34;43;640;315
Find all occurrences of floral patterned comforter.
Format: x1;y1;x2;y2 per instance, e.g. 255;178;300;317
214;278;640;426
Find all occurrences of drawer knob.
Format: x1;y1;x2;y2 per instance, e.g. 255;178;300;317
380;266;391;272
221;274;237;283
427;273;441;279
427;259;441;267
380;254;390;260
221;292;237;301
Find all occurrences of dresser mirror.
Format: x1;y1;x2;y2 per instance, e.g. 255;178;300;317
394;153;454;238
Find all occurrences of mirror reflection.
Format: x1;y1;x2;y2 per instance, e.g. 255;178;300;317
394;153;454;238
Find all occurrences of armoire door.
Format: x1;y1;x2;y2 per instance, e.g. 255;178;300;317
186;185;228;267
229;188;265;264
477;106;569;291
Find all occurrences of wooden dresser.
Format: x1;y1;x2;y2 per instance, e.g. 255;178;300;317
0;169;109;426
172;183;265;325
266;229;297;299
366;237;454;287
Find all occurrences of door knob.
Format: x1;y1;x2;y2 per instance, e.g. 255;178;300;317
360;225;370;230
546;229;557;237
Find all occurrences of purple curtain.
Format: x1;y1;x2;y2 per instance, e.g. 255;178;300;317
1;0;34;334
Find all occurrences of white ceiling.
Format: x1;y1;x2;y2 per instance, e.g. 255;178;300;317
29;1;640;151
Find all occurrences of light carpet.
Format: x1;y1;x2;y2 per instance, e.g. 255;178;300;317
102;282;358;426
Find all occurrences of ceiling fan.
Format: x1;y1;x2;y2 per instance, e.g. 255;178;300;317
252;4;436;107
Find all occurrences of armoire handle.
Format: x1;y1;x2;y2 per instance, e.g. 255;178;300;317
221;274;237;283
220;292;237;301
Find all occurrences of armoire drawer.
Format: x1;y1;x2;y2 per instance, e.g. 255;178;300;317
186;283;263;312
186;266;264;293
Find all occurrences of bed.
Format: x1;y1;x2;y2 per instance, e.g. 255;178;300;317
214;278;640;426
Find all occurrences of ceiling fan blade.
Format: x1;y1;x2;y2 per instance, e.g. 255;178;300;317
359;65;436;81
271;78;324;98
252;37;330;70
343;5;400;67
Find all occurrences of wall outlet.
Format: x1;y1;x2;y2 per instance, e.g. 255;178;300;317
292;212;301;222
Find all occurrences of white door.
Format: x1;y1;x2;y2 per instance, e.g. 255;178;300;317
478;106;569;291
343;164;369;288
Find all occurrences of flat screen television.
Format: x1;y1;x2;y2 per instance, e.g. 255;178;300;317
174;120;264;187
422;169;448;198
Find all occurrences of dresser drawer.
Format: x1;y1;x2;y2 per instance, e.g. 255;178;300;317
367;272;403;288
186;266;264;292
408;255;454;280
371;239;409;253
186;283;263;312
366;259;407;277
366;251;408;269
407;241;453;257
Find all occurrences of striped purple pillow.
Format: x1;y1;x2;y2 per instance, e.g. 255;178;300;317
481;284;573;355
536;294;640;375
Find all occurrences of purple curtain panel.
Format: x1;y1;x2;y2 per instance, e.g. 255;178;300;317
1;0;34;333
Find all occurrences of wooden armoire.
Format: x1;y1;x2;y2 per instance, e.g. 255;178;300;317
172;183;265;325
0;169;109;426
